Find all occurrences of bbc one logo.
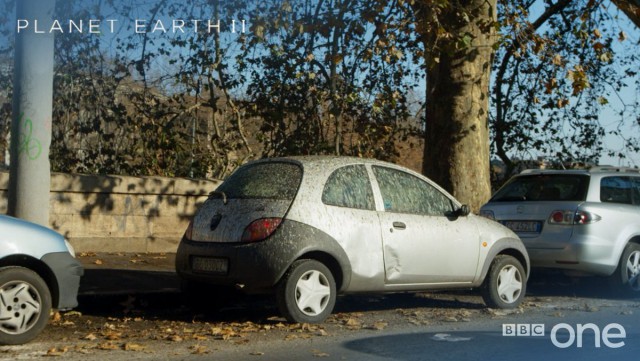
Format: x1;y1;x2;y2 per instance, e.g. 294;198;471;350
502;323;626;349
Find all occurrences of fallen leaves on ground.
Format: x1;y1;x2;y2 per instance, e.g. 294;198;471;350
123;342;146;351
311;349;330;357
190;345;209;354
45;347;68;356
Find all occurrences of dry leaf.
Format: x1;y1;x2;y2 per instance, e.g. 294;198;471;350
45;347;68;356
190;345;208;354
312;349;330;357
123;343;146;351
82;333;98;341
102;331;122;340
94;259;103;265
51;312;62;323
368;322;388;331
344;318;361;330
250;351;265;356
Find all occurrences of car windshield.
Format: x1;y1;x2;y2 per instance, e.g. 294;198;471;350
491;174;590;202
217;162;302;200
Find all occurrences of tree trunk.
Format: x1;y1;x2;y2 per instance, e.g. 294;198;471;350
414;0;496;212
611;0;640;28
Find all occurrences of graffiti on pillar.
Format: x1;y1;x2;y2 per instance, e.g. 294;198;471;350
18;112;43;160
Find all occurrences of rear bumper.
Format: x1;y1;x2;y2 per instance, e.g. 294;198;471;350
525;234;617;276
175;220;352;294
41;252;84;310
175;236;294;294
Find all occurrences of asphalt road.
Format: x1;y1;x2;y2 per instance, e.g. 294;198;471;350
1;253;639;360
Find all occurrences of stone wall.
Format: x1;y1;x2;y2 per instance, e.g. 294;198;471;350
0;172;220;252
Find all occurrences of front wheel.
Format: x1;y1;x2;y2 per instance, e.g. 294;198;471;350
0;266;52;345
276;260;336;323
609;243;640;296
481;255;526;309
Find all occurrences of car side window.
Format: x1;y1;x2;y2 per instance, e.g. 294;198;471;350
372;166;453;216
322;165;375;210
600;176;633;205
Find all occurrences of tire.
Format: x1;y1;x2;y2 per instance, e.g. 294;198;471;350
609;243;640;297
481;255;526;309
0;266;52;345
276;260;336;323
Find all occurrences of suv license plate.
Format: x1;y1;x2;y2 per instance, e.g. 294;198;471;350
192;257;228;274
503;221;542;233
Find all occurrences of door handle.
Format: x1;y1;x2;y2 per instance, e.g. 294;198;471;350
392;221;406;230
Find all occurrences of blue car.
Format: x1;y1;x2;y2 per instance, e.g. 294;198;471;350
0;215;83;345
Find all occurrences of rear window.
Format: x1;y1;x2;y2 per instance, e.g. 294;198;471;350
491;174;590;202
217;162;302;200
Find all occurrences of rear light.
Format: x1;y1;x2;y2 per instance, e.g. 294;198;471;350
184;220;194;240
573;211;601;225
241;218;283;242
548;210;601;225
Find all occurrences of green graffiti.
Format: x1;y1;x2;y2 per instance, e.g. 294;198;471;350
18;113;42;160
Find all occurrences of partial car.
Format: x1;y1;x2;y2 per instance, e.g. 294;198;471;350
0;215;83;345
481;166;640;295
176;156;529;323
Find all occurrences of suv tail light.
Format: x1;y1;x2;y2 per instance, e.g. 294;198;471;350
548;210;601;225
241;218;283;242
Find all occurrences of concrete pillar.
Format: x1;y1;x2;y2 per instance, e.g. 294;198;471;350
8;0;55;226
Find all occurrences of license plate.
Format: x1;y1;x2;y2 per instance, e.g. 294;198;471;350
191;257;228;274
502;221;542;233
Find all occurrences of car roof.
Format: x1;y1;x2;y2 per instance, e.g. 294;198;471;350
518;166;640;176
247;155;401;169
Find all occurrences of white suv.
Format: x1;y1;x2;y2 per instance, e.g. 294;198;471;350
481;166;640;295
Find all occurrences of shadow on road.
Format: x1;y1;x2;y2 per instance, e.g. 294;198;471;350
74;267;637;325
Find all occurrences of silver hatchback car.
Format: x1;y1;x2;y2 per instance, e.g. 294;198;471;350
0;215;83;345
481;167;640;294
176;157;529;323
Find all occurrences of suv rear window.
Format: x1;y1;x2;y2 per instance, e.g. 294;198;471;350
492;174;590;202
217;162;302;200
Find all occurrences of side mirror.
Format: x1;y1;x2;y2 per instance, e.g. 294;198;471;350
458;204;471;217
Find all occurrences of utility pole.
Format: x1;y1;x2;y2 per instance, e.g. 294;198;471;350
8;0;55;226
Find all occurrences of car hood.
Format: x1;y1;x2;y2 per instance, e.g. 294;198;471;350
0;215;69;258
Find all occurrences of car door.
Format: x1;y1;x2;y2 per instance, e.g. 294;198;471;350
371;165;480;285
319;164;386;291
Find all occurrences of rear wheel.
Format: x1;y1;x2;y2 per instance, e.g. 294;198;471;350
481;255;526;309
609;243;640;296
277;260;336;323
0;266;52;345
